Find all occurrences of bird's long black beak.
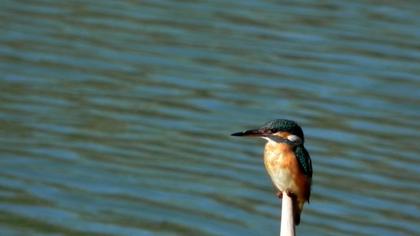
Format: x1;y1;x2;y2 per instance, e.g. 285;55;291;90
231;128;270;137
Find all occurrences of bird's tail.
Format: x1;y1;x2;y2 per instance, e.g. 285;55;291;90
293;200;304;226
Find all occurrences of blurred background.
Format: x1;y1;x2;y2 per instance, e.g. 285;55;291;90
1;0;419;235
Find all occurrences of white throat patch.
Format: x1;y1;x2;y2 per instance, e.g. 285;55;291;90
262;134;302;145
262;136;285;144
287;134;301;144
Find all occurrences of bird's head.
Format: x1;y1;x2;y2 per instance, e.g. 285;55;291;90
231;119;304;146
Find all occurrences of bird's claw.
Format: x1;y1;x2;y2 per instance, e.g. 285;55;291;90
285;190;297;199
277;190;297;199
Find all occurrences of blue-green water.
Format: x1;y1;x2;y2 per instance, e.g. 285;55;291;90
1;1;419;235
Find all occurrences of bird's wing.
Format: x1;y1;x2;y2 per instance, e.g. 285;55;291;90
295;145;312;177
295;145;312;202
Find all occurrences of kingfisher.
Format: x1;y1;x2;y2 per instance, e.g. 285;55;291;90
231;119;312;225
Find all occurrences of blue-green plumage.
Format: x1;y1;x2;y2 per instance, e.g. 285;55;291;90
231;118;313;225
295;145;312;202
294;145;312;177
260;119;305;142
260;119;313;201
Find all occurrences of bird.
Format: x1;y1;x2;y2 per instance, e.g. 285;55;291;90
231;119;312;225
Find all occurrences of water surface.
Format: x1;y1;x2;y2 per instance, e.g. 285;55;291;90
1;0;420;235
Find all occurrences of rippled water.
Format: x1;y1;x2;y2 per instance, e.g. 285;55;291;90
1;0;420;235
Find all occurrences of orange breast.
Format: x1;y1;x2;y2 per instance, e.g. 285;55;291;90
264;143;310;205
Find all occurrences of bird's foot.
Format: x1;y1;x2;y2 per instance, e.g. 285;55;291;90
285;190;297;200
277;190;297;200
